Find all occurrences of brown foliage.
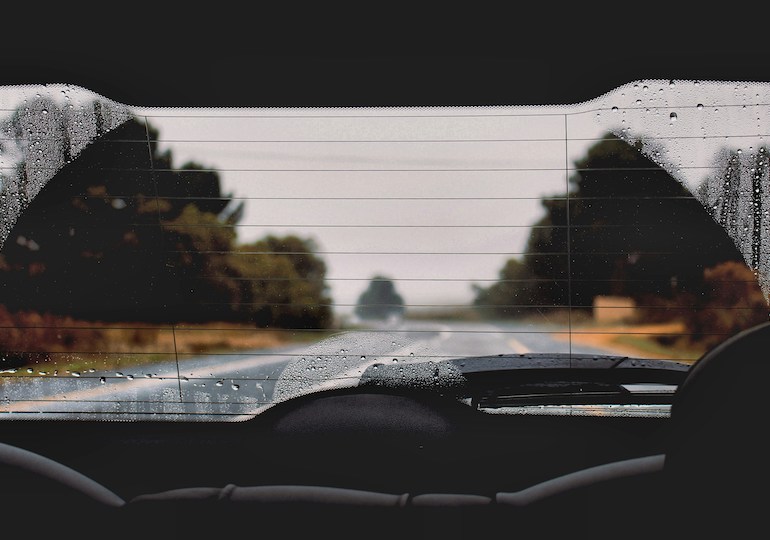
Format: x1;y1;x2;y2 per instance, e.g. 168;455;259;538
683;261;770;349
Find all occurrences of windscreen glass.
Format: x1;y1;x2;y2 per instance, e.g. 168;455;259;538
0;81;767;420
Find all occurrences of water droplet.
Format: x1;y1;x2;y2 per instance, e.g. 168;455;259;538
409;352;415;357
116;372;123;377
669;112;678;122
99;377;106;384
635;99;642;105
215;380;224;387
71;371;81;377
611;106;619;112
26;368;33;373
669;80;675;87
231;383;240;391
697;103;704;110
41;109;48;115
126;374;134;380
392;358;398;363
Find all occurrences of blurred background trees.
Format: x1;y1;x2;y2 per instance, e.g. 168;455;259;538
355;276;405;321
2;96;767;356
0;111;332;329
474;134;769;345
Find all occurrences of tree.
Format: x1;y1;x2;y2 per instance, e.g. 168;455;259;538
681;261;769;349
472;258;549;317
0;116;175;321
355;276;405;321
475;134;745;317
0;102;333;329
231;236;333;329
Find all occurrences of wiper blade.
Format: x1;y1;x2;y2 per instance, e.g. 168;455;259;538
478;388;678;408
449;354;689;394
357;353;690;398
445;354;688;410
450;353;690;375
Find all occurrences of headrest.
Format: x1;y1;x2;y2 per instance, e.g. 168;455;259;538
669;321;770;438
665;321;770;517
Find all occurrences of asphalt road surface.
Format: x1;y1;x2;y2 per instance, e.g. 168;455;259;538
0;320;625;420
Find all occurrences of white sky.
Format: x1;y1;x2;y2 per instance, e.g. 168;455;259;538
137;107;607;313
137;80;770;313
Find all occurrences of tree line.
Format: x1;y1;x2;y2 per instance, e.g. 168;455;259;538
0;110;332;329
473;134;769;344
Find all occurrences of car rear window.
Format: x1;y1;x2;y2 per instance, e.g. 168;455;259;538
0;80;767;420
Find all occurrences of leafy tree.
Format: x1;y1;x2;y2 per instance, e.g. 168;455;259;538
231;236;333;329
472;258;548;317
0;117;172;320
0;105;332;329
355;276;405;321
475;134;745;317
681;261;769;349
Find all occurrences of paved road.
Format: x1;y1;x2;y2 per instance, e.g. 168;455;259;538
0;320;622;420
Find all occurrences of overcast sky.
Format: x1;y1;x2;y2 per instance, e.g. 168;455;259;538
136;107;609;314
137;79;770;314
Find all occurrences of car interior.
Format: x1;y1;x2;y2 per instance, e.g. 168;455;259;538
1;43;769;539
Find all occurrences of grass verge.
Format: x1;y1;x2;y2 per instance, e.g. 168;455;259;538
560;321;705;363
1;321;339;379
